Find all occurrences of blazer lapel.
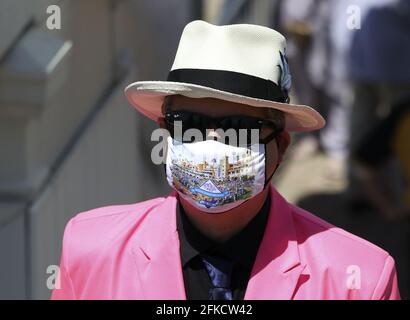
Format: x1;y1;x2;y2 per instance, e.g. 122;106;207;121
245;186;307;300
131;193;187;299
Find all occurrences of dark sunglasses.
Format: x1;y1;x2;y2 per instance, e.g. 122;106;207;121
164;111;284;145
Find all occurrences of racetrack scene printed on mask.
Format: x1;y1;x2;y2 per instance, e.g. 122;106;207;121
166;137;265;212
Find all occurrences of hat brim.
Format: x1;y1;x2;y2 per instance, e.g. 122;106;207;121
124;81;326;132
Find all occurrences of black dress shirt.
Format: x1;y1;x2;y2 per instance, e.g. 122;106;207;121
176;195;270;300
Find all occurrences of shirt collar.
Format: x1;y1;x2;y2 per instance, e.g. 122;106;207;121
177;194;270;270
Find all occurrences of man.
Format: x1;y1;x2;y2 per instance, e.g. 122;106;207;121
52;20;400;300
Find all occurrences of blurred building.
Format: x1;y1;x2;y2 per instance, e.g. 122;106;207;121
0;0;194;299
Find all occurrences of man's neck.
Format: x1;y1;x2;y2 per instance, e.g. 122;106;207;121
179;188;270;243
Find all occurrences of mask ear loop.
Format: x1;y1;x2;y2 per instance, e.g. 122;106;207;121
264;163;280;189
263;137;281;189
259;127;283;145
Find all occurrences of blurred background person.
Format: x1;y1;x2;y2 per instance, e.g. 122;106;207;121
279;0;401;172
348;0;410;219
352;98;410;220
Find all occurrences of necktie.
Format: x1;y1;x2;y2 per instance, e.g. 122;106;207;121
201;254;234;300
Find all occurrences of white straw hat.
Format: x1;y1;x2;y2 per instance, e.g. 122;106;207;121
125;20;325;132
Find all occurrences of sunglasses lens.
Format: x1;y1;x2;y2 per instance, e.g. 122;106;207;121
165;111;280;145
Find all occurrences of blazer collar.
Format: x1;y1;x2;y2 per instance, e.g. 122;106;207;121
131;191;186;299
244;186;306;299
132;186;306;300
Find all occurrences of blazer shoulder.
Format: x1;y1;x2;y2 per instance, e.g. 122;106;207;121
60;194;175;264
288;204;400;298
290;203;390;258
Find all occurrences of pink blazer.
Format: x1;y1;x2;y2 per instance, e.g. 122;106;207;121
51;186;400;300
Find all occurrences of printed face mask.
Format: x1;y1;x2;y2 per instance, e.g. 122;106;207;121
166;136;266;214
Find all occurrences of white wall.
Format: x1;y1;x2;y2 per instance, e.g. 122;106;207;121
0;0;194;299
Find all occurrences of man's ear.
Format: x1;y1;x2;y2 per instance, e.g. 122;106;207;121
276;130;291;163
